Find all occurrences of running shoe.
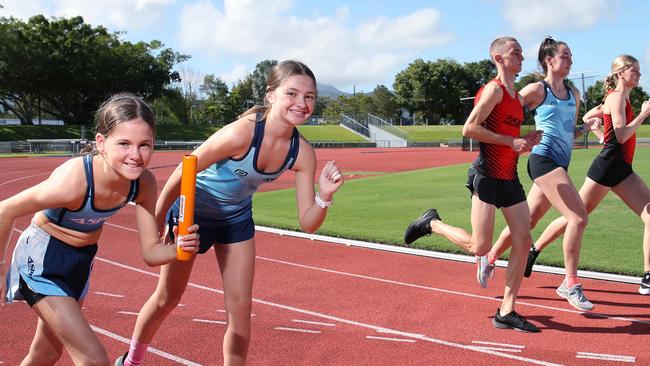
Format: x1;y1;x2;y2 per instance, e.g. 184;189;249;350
403;209;441;245
556;280;594;311
492;309;540;333
114;352;128;366
640;272;650;295
476;255;495;288
524;246;540;278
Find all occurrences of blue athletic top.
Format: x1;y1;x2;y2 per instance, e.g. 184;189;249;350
193;116;300;226
530;80;577;168
42;154;139;232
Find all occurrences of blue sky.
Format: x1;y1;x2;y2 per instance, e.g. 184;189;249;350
3;0;650;95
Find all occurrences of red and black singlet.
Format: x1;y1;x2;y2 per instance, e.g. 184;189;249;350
472;79;524;180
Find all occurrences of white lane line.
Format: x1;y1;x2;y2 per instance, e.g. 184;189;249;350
94;257;562;366
0;172;50;186
472;341;525;349
217;309;256;317
255;226;641;285
376;329;426;337
292;319;336;327
117;311;139;316
474;347;522;353
365;336;416;343
576;352;635;363
94;291;124;298
192;319;226;325
90;325;201;366
256;255;650;326
275;327;321;334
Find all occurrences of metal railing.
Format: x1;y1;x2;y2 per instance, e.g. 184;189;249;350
367;113;408;139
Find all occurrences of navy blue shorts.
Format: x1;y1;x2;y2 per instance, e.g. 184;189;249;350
167;203;255;254
587;156;633;187
527;154;568;181
6;223;96;304
466;167;526;208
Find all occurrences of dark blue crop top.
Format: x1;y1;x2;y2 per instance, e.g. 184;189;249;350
42;154;139;232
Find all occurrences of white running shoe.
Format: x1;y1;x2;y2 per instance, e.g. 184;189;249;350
476;255;495;288
556;279;594;311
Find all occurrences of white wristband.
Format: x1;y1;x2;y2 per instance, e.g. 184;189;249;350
315;192;333;208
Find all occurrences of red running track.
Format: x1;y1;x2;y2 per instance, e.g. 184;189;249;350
1;149;649;365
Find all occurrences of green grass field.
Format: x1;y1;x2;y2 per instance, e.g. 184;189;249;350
253;147;650;277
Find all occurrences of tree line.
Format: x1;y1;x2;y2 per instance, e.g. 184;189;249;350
1;15;647;127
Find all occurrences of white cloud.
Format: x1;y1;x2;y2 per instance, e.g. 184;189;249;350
1;0;173;31
503;0;610;34
221;64;249;86
177;0;452;89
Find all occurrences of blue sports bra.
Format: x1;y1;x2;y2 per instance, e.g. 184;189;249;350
42;154;139;232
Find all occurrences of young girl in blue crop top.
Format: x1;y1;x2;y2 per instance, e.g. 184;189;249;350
116;61;345;366
0;93;199;365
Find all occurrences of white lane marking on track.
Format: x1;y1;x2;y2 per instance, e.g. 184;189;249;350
576;352;635;363
0;172;49;186
275;327;321;334
117;311;139;316
90;325;201;366
472;341;525;349
256;255;650;326
192;318;226;325
474;347;522;353
365;336;416;343
376;329;426;337
292;319;336;327
94;291;124;298
94;257;562;366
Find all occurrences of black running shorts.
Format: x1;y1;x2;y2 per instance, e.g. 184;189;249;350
466;167;526;208
527;154;568;181
587;156;633;187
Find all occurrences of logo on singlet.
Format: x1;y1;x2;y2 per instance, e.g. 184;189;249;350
234;169;248;177
70;217;108;225
263;177;276;182
504;115;522;128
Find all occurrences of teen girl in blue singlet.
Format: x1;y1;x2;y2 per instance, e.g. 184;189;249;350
0;93;199;365
117;61;345;366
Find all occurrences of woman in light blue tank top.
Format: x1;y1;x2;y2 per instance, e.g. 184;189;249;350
118;61;345;366
477;37;602;312
0;94;199;365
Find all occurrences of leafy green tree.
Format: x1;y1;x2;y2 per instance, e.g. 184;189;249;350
251;60;277;104
0;15;187;125
370;85;400;121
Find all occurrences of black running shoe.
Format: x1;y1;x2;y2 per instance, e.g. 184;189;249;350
492;309;540;333
524;246;540;278
404;209;441;245
114;352;128;366
640;272;650;295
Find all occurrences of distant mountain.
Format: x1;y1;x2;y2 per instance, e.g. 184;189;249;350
317;83;351;99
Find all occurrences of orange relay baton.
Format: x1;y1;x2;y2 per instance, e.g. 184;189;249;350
177;154;197;261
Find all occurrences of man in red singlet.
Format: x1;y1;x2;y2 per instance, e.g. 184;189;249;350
404;37;542;332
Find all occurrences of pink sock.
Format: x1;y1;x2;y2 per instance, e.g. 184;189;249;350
487;253;497;265
125;338;149;366
566;275;579;288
